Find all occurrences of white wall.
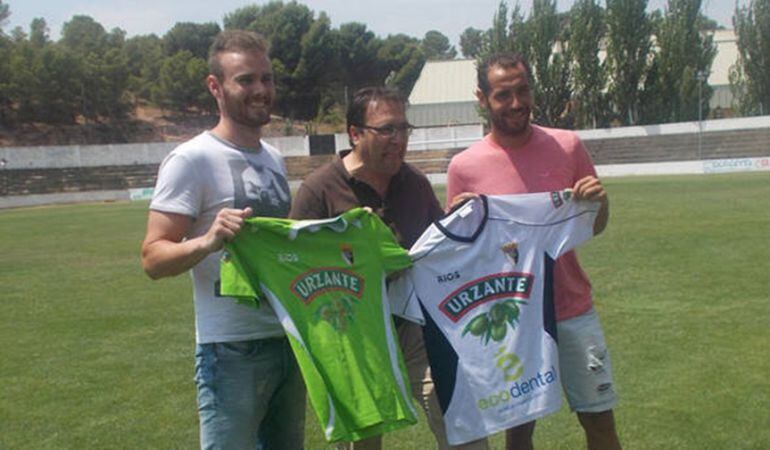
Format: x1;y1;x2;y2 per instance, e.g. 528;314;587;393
1;116;768;170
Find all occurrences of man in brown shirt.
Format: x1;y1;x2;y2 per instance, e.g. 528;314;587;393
290;87;488;450
289;93;441;247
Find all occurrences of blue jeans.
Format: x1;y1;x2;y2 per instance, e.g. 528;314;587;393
195;338;306;450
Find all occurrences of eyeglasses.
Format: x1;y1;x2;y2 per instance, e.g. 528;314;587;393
359;123;415;138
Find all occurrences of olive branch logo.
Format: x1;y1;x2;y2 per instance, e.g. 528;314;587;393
313;294;357;332
461;299;528;345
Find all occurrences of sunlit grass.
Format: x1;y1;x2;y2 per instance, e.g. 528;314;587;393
1;172;769;449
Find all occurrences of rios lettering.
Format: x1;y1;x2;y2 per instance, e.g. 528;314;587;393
440;272;533;322
290;267;364;304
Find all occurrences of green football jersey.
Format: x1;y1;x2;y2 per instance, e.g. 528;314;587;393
220;208;417;442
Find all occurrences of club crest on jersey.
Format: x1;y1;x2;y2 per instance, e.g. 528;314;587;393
550;189;572;208
501;242;519;266
290;267;364;304
439;272;533;322
340;243;354;266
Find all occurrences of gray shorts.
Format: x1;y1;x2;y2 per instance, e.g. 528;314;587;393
557;307;619;412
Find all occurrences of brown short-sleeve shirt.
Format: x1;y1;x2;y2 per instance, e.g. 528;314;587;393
289;151;443;249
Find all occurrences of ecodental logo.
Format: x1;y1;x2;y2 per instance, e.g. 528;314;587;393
290;267;364;304
439;272;533;322
477;365;558;410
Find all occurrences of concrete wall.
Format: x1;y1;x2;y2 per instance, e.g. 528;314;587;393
2;117;770;209
0;124;484;169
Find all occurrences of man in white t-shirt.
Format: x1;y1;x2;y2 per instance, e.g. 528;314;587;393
141;30;303;449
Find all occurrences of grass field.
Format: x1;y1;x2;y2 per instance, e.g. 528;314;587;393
1;172;769;449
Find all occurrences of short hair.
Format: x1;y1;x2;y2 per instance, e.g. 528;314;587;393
346;87;406;129
208;30;270;79
477;52;532;96
346;87;407;147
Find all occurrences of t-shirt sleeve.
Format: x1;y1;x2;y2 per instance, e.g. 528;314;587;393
573;137;598;181
445;157;466;208
370;213;412;274
150;151;202;217
219;246;262;309
387;272;425;325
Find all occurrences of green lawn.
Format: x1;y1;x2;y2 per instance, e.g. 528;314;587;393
1;172;769;449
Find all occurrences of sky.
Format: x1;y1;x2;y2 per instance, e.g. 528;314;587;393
5;0;739;49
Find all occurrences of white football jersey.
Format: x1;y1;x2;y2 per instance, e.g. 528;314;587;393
389;191;599;445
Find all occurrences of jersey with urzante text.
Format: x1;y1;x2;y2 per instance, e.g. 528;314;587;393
220;208;418;443
389;191;599;445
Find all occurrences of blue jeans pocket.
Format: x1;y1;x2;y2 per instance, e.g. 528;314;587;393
216;340;266;359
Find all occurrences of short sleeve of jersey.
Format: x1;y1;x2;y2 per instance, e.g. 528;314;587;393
369;213;412;274
150;151;201;217
487;192;598;260
387;271;425;324
534;195;597;259
219;248;262;309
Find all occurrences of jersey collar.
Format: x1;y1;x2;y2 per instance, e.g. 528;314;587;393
434;195;488;243
287;208;365;240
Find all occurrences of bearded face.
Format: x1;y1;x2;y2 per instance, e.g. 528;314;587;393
479;63;534;139
212;51;275;129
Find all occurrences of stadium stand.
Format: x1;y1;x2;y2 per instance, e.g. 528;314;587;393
1;119;769;206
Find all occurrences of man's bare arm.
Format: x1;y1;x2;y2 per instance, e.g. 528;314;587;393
572;176;609;236
141;207;252;279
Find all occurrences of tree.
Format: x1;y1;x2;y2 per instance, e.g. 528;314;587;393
379;34;426;95
421;30;456;60
0;0;9;32
289;12;336;119
224;1;316;119
0;1;13;122
486;1;510;55
29;18;48;47
153;50;209;113
569;0;607;128
5;38;83;123
225;1;314;73
732;0;770;115
460;27;485;58
61;15;109;56
124;34;164;102
652;0;716;123
162;22;220;59
333;22;383;92
60;15;130;121
480;1;528;59
605;0;654;125
524;0;572;127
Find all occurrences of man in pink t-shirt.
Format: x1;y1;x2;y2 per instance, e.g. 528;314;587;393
447;53;621;450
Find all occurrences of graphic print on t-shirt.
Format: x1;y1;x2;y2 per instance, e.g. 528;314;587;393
229;158;290;217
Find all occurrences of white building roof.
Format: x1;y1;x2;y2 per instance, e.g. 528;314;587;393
408;59;478;105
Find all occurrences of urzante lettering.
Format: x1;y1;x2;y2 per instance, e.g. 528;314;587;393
439;272;533;322
290;267;364;304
